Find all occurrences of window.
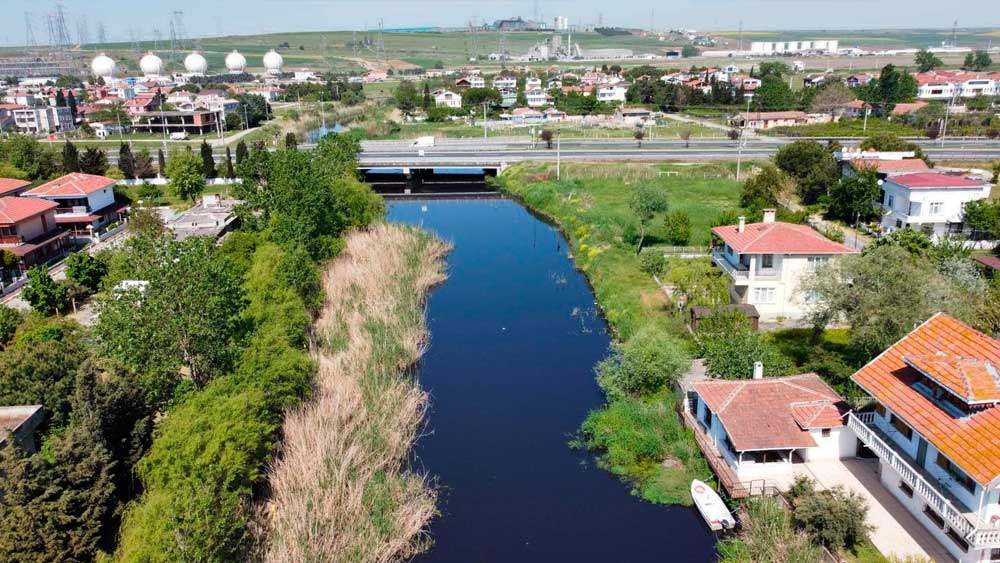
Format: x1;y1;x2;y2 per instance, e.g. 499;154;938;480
806;256;829;272
990;548;1000;561
886;194;895;210
923;506;945;528
760;254;774;269
946;528;970;552
929;202;944;215
751;287;776;305
899;481;914;498
935;453;976;494
889;414;913;440
821;428;831;438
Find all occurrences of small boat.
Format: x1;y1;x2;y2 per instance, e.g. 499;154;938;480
691;480;736;532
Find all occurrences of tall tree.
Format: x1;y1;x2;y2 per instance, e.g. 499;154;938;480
65;251;108;293
393;81;420;117
118;143;135;180
79;147;108;176
773;140;839;204
828;167;881;223
224;147;236;179
422;82;432;110
740;164;792;209
21;266;69;315
157;148;166;177
95;237;245;399
753;76;796;111
235;140;248;165
55;90;66;107
132;148;155;179
0;423;117;563
629;185;669;253
166;149;206;204
860;64;918;109
199;140;216;179
61;141;80;173
973;50;993;71
66;90;78;119
914;49;943;72
284;132;297;149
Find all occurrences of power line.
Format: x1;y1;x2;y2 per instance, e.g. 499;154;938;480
24;12;37;48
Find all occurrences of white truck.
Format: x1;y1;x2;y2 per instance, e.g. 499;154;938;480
169;132;189;141
411;136;435;148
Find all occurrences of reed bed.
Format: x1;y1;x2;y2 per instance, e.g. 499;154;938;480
261;223;449;563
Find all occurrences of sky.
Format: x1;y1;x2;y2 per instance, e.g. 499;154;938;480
2;0;998;45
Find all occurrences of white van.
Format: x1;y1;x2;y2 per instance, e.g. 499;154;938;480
169;132;189;141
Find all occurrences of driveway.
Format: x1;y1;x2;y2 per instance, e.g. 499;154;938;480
739;458;955;561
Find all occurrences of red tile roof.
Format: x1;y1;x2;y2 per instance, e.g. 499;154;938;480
24;173;116;197
890;101;928;116
850;159;929;174
712;221;855;255
975;255;1000;271
904;354;1000;404
852;313;1000;486
0;196;57;225
888;173;986;190
0;178;31;196
694;374;849;451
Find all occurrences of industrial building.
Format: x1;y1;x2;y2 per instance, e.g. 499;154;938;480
748;40;839;55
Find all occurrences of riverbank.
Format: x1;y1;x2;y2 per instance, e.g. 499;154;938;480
261;223;449;562
498;161;744;505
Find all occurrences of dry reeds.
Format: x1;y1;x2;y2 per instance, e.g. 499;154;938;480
260;224;449;563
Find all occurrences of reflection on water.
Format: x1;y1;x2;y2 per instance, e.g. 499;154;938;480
388;197;716;563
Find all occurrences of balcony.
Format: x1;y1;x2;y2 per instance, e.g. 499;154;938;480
711;250;781;285
849;412;1000;548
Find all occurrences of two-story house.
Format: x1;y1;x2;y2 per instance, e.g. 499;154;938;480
492;76;517;90
432;89;462;109
711;210;856;321
0;196;69;268
879;172;992;239
689;372;853;484
849;313;1000;563
596;84;628;103
23;173;127;238
525;89;550;107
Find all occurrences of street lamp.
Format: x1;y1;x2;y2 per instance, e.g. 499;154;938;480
556;128;562;180
735;96;752;181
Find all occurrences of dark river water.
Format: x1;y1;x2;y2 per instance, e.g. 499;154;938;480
388;197;716;563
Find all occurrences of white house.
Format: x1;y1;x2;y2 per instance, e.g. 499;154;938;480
596;84;628;103
879;172;992;239
12;106;74;134
711;210;856;321
525;76;542;90
690;372;853;483
914;71;1000;100
492;76;517;90
525;88;549;107
23;173;126;237
432;89;462;109
849;313;1000;563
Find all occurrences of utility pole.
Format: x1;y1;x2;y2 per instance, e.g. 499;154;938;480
735;96;751;181
556;128;561;180
482;102;488;139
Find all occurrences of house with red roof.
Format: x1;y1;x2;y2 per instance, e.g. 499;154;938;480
0;178;31;197
22;173;127;237
711;210;856;321
879;172;992;239
848;313;1000;562
0;196;69;269
689;372;852;483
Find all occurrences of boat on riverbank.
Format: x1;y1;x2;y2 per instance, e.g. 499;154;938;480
691;480;736;532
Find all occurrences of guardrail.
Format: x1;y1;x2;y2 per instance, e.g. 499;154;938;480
849;412;1000;546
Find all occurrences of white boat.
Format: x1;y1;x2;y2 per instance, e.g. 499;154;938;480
691;479;736;532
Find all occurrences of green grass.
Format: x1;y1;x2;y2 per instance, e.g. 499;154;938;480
841;541;891;563
771;118;922;138
500;161;745;504
767;328;867;398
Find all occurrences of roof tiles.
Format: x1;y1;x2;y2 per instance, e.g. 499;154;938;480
24;173;115;198
712;221;856;255
852;313;1000;486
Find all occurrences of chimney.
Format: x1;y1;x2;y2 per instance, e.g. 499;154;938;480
753;361;764;380
762;209;776;224
737;216;746;233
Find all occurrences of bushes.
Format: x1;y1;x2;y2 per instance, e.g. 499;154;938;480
717;496;823;563
114;241;315;563
788;476;872;551
698;311;793;379
576;391;708;505
639;251;666;276
596;326;689;400
662;210;691;245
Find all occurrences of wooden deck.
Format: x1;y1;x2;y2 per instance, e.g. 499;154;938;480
681;408;782;500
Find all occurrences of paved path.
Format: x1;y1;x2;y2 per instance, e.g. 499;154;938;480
793;459;955;562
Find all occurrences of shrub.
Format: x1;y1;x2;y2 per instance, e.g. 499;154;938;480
639;251;667;277
700;327;793;379
717;496;823;563
790;477;871;551
662;210;691;245
0;305;21;347
596;326;689;400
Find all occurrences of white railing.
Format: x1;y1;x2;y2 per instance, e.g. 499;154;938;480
850;412;1000;547
711;250;750;279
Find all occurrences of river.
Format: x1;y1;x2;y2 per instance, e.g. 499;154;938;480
388;197;716;563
